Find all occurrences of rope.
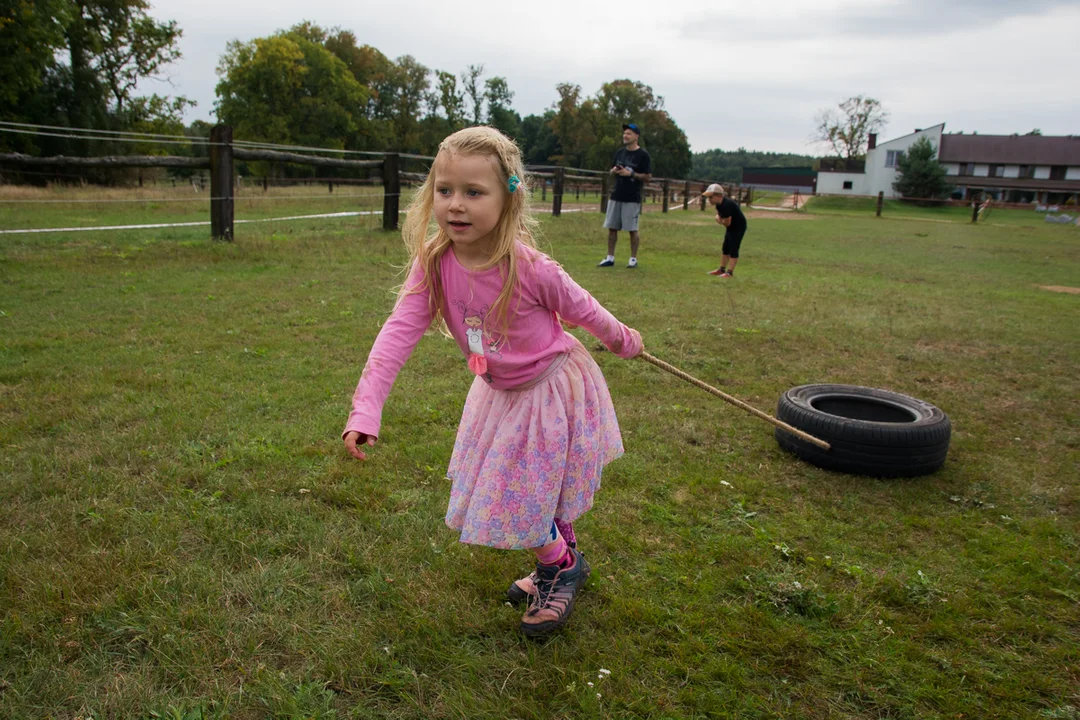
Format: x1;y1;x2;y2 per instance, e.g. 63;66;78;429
0;126;212;146
0;122;433;158
0;192;396;204
637;351;831;450
0;120;211;143
0;209;405;235
231;139;385;157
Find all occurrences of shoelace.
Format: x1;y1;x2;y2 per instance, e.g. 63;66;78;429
528;568;564;612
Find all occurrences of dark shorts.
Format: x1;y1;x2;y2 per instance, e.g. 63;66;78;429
723;228;746;258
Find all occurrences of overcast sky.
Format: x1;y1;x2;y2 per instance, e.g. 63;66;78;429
145;0;1080;154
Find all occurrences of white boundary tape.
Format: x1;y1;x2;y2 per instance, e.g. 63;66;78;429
0;210;387;235
0;207;587;236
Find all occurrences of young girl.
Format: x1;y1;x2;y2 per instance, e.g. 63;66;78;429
342;126;643;637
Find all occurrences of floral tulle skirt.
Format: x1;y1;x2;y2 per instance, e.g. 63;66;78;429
445;336;623;549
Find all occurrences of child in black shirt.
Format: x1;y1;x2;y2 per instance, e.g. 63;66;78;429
701;183;747;278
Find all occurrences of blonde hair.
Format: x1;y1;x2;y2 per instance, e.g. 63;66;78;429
399;126;539;341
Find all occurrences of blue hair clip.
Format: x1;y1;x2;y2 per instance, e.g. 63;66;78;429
508;175;521;193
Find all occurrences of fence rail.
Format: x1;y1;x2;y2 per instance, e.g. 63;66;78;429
1;125;746;239
0;152;209;169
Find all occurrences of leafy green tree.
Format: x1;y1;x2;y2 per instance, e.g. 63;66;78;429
1;0;188;156
121;94;193;154
54;1;186;132
324;30;386;87
0;0;70;111
548;83;593;167
387;55;431;151
545;79;691;177
461;64;484;126
892;136;953;199
484;76;521;140
84;1;182;114
638;108;691;179
520;111;558;165
436;71;466;130
814;95;888;163
215;32;367;151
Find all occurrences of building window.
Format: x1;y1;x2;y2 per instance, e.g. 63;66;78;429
842;181;853;190
1018;165;1030;178
885;150;904;168
988;164;1001;178
1050;165;1066;181
958;163;974;176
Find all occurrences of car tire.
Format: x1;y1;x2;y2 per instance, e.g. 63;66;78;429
775;384;951;478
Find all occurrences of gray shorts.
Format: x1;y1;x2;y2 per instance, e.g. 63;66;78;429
603;200;641;232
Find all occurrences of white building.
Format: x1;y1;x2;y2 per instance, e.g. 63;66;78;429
817;124;945;198
816;124;1080;205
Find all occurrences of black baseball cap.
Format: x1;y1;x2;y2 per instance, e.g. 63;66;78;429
623;123;641;134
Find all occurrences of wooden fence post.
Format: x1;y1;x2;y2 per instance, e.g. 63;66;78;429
662;178;670;213
876;191;884;217
683;181;690;210
700;184;707;211
209;124;234;241
382;153;400;231
601;175;609;214
971;200;979;223
552;167;565;217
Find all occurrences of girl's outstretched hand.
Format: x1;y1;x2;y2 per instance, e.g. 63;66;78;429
344;431;376;460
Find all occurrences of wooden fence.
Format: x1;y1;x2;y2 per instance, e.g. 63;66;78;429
0;124;740;240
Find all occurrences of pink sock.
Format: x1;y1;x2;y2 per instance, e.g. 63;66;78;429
535;535;568;566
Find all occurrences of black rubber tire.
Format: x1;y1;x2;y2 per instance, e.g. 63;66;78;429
775;384;951;478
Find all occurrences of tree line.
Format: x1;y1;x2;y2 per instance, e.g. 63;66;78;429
691;148;819;184
213;23;695;178
0;6;693;179
1;0;192;157
0;6;968;192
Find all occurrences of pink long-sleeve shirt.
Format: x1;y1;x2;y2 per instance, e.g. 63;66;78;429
343;243;642;439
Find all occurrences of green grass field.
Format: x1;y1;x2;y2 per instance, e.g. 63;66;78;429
1;190;1079;719
805;195;1077;227
746;190;788;207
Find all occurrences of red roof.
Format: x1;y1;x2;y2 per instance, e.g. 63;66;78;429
939;134;1080;165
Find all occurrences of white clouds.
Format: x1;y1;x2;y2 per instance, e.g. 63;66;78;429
149;0;1080;152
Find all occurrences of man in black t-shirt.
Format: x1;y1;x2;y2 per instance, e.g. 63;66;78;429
598;123;652;269
701;183;747;278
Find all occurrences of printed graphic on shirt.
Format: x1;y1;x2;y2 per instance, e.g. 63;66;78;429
452;299;500;382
